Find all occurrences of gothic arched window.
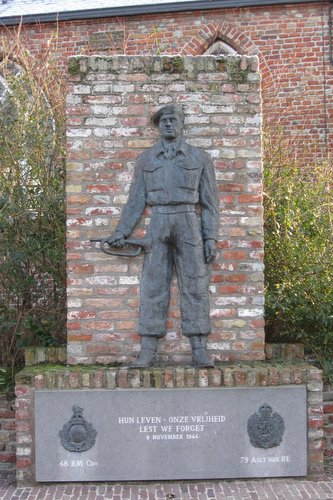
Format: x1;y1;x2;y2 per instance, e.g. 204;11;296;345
204;40;238;56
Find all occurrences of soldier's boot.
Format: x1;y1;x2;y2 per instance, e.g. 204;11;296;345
130;336;158;368
190;335;214;368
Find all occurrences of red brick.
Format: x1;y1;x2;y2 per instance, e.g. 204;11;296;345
0;409;15;418
85;321;114;331
67;321;81;330
223;251;247;260
224;273;248;283
98;310;133;319
15;386;32;397
324;403;333;414
68;310;96;319
15;422;31;432
16;458;33;468
86;184;121;193
164;369;174;388
238;194;262;203
250;319;265;328
15;409;31;421
211;275;224;283
15;399;30;410
2;421;15;430
32;375;45;390
115;321;137;330
217;285;240;294
219;195;235;204
308;451;324;463
118;369;129;389
217;240;233;249
324;426;333;435
66;217;92;227
68;264;94;274
67;252;84;260
219;184;244;192
67;334;93;341
308;418;324;430
0;452;15;463
251;341;265;351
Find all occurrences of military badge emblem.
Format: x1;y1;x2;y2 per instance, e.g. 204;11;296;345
247;403;285;449
59;405;97;452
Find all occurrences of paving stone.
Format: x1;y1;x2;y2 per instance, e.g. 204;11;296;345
2;473;333;499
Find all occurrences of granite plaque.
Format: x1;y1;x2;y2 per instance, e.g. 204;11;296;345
35;386;307;482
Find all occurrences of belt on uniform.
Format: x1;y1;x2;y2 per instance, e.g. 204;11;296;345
151;204;196;214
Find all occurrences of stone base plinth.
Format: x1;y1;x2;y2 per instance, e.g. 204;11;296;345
15;361;323;485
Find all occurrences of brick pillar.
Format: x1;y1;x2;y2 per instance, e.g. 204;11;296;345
66;55;264;365
324;384;333;468
0;394;15;475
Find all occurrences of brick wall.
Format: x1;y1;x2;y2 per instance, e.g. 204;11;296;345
66;55;264;365
0;2;331;158
0;395;15;475
324;384;333;468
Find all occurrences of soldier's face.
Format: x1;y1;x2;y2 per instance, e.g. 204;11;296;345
158;113;183;140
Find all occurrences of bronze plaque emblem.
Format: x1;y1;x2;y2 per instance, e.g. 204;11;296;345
59;405;97;452
247;403;285;449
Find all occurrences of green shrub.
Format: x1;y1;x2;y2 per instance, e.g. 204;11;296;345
0;28;66;368
264;128;333;373
0;366;17;396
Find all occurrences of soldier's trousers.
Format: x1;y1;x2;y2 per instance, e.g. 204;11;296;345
138;207;211;337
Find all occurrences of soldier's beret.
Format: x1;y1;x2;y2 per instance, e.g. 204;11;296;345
151;104;184;126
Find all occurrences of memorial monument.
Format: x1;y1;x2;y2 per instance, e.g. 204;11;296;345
13;56;323;485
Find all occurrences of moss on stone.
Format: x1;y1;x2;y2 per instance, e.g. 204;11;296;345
162;56;184;74
68;58;81;76
215;56;226;73
150;368;163;388
225;58;250;83
14;360;321;387
209;82;220;94
15;364;109;383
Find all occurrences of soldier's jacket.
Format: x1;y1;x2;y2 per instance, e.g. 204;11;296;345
116;139;219;241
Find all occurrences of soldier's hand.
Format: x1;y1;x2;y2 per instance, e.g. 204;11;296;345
102;231;125;248
204;239;217;263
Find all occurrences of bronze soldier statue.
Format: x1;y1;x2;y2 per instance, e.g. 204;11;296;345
105;105;219;368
